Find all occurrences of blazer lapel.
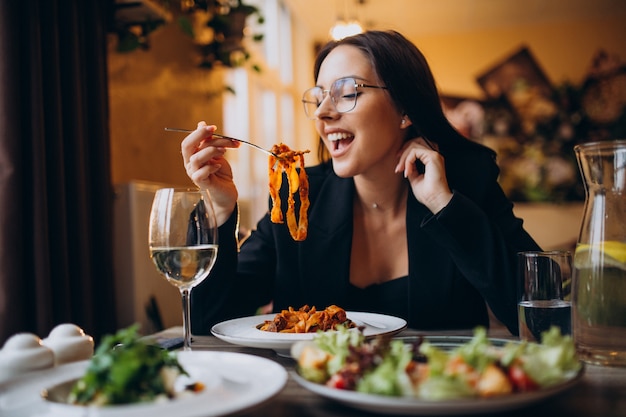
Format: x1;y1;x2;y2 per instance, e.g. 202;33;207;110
406;194;442;325
299;174;354;302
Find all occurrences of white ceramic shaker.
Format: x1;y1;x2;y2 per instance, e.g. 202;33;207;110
0;333;55;383
42;323;94;365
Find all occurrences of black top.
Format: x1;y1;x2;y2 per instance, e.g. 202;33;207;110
346;277;409;319
191;149;541;336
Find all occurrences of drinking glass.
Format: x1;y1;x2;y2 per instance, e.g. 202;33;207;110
148;188;218;351
517;251;572;342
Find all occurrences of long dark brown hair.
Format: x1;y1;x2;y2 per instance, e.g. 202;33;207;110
313;30;492;163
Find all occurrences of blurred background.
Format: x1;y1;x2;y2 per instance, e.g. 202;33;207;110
1;0;625;344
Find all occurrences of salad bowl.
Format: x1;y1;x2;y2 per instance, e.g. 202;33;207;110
292;334;584;415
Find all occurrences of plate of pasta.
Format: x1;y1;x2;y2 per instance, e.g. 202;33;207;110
211;306;407;356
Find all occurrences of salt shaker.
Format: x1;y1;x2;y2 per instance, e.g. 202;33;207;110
0;333;55;383
42;323;94;365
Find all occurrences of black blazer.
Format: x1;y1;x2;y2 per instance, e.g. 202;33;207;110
191;148;541;335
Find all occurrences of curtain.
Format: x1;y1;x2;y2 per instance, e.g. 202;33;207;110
0;0;116;344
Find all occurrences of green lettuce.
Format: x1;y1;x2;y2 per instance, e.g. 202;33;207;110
520;326;582;386
454;327;498;372
416;375;475;399
357;340;413;396
313;325;364;375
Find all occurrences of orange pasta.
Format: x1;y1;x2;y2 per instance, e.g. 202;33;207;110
269;144;310;241
257;305;357;333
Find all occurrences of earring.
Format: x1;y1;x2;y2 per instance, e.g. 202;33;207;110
401;119;406;125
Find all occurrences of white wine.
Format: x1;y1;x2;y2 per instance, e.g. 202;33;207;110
518;299;571;342
150;245;218;289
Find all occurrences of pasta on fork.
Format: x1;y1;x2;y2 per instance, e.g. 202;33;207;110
269;143;310;241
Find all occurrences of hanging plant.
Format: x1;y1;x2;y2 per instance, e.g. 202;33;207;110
178;0;264;71
110;0;264;73
111;0;174;52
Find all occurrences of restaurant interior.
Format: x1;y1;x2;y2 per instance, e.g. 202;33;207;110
0;0;626;417
1;0;625;346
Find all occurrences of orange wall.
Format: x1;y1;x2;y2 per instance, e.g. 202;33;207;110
108;14;626;185
413;16;626;98
108;23;224;186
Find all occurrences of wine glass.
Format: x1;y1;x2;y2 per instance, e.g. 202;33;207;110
148;188;218;351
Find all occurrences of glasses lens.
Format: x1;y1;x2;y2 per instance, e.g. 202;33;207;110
302;87;322;119
331;78;357;113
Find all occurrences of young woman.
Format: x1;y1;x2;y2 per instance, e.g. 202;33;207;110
181;30;540;336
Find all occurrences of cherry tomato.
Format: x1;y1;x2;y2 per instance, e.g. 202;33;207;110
508;365;539;392
326;374;347;390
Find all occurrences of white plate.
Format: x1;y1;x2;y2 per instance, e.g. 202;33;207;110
291;336;584;415
0;351;287;417
211;312;407;356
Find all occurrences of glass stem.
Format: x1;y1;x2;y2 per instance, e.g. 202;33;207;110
181;288;192;351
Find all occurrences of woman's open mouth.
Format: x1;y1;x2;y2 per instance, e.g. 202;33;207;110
327;132;355;152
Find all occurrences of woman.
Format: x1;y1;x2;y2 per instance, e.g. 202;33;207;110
181;30;540;336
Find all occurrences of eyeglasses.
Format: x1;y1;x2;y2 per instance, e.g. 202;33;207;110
302;77;387;119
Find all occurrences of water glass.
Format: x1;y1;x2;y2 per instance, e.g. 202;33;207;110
517;251;572;342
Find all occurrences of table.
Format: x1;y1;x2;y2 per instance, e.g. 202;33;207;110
151;327;626;417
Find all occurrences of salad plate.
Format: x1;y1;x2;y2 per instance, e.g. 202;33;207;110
292;369;582;415
292;335;584;415
211;312;407;356
0;351;287;417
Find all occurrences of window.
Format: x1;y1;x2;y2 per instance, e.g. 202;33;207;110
223;0;308;231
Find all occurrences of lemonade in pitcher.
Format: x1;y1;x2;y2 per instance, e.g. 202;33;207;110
573;241;626;365
573;140;626;366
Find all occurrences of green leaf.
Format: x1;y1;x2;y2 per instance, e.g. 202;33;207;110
69;325;186;405
177;16;195;38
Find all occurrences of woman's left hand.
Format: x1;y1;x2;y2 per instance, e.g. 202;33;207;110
395;137;453;214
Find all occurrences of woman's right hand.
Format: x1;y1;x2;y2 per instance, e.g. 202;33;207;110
181;122;240;225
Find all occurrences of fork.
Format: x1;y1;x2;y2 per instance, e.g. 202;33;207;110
164;127;282;159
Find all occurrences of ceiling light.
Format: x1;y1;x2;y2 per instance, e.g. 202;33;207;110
329;19;363;40
329;0;364;40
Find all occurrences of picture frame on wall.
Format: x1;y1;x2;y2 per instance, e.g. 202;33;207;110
476;46;558;137
476;46;553;100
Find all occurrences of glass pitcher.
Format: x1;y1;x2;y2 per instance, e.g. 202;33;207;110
572;140;626;366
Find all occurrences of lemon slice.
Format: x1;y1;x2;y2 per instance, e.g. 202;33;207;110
574;241;626;269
